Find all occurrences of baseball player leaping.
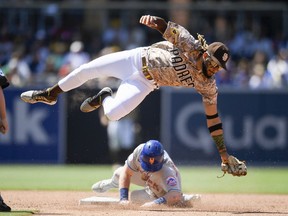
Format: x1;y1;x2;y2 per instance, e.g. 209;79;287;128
92;140;200;207
21;15;247;176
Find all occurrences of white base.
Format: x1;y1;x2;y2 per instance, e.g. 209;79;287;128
79;196;119;205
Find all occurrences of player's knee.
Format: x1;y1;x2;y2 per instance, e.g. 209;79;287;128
104;107;126;121
103;99;130;121
105;112;121;121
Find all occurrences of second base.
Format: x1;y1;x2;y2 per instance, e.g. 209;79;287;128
79;196;119;205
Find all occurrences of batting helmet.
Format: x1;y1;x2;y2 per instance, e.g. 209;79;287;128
140;140;164;172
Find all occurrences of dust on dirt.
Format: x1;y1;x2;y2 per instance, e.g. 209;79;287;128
3;190;288;216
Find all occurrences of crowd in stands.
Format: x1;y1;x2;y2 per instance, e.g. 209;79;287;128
0;4;288;90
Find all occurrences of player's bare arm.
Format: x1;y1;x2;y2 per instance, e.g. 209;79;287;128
139;15;167;34
118;164;134;203
204;102;247;177
203;102;229;162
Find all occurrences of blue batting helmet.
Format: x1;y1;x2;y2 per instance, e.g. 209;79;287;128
140;140;164;172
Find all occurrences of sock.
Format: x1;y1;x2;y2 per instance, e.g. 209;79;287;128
47;84;64;98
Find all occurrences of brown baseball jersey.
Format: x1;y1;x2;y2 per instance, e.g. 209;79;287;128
142;21;218;105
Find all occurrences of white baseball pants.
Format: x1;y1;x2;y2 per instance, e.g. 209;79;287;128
58;47;156;121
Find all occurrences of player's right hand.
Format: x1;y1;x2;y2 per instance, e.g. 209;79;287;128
139;15;158;28
139;15;167;34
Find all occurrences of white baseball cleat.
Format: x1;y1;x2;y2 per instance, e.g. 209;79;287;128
182;194;201;207
92;179;118;193
20;90;57;105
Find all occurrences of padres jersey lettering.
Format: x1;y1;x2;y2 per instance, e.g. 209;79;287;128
170;48;194;87
142;21;218;104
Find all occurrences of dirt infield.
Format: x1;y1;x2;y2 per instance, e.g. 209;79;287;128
4;190;288;216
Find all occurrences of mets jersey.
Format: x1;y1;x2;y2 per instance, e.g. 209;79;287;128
126;144;182;198
142;21;218;105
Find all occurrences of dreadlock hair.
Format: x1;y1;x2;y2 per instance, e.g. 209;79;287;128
197;33;208;53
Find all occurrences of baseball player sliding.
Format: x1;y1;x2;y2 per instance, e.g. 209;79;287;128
92;140;200;207
21;15;247;176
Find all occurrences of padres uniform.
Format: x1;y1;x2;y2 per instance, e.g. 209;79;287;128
57;21;216;121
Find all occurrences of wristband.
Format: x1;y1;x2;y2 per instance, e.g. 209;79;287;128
119;188;129;201
206;113;219;119
208;123;223;133
154;197;167;205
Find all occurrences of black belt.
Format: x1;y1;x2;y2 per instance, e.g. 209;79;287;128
142;56;153;81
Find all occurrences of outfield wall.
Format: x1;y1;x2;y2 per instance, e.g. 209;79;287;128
1;87;287;165
0;87;66;163
161;88;288;165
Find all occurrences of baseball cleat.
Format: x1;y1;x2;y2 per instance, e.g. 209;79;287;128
0;194;11;212
20;89;57;105
92;179;118;193
182;194;201;207
80;87;112;113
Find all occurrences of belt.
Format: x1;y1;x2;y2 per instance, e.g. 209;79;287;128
142;56;153;81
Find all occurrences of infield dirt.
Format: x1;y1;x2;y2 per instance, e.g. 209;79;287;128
3;190;288;216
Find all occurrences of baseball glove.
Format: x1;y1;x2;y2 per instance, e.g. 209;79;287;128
219;155;247;177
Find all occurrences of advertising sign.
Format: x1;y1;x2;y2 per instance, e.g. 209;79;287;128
0;88;65;163
161;88;288;165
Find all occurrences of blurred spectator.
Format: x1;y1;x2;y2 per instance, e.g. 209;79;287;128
267;48;288;88
248;63;272;89
58;40;90;77
214;15;231;43
5;48;31;87
215;69;233;87
32;41;66;85
99;105;140;166
0;28;13;66
229;30;256;60
125;18;146;50
102;18;129;49
232;58;250;88
0;1;287;91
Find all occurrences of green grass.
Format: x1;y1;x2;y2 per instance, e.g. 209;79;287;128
0;211;35;216
179;166;288;194
0;165;288;194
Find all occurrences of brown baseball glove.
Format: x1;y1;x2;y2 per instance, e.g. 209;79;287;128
219;155;247;177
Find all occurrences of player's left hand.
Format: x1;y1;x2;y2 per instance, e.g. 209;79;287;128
220;155;247;177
